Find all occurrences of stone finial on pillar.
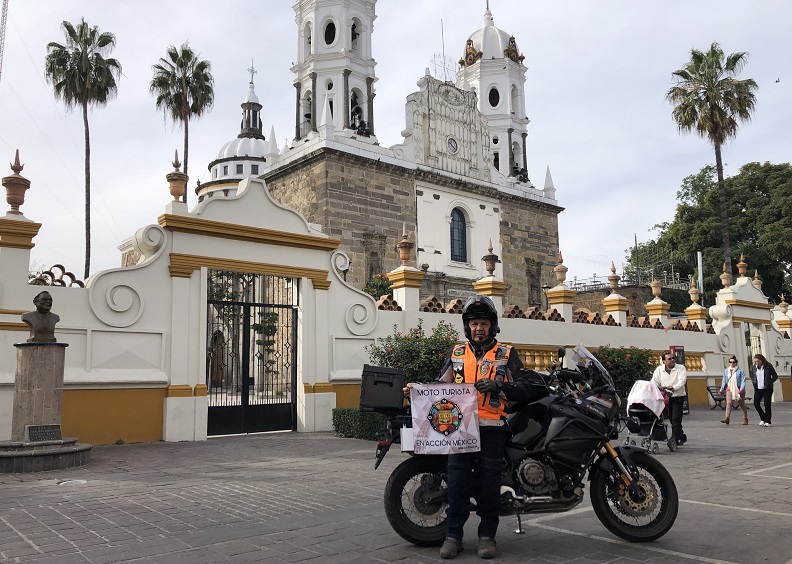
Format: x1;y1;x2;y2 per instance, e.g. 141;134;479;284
685;276;707;331
388;228;424;311
646;279;670;326
719;263;732;289
2;150;31;216
776;293;792;336
602;262;628;326
396;224;415;267
166;150;188;203
553;251;568;286
607;261;620;293
546;251;574;322
752;270;763;290
736;254;748;278
473;239;506;315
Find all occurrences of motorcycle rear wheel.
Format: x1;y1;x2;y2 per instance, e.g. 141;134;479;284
590;451;678;542
384;456;448;546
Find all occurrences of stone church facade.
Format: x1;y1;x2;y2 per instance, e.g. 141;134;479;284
197;0;562;308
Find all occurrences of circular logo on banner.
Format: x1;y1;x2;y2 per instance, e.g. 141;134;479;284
427;399;463;436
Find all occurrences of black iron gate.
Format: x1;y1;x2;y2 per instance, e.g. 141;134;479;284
206;270;298;435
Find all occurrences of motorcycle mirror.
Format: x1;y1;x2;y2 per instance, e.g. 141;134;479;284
557;346;566;359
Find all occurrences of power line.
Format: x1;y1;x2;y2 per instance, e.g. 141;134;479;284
0;0;9;86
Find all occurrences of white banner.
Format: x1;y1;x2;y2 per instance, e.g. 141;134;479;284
409;384;481;454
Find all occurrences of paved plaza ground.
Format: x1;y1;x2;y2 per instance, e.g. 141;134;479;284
1;402;791;564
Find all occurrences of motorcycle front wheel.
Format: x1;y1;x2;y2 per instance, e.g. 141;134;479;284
590;451;678;542
384;456;448;546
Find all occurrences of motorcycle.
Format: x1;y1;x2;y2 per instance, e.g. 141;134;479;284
371;345;678;545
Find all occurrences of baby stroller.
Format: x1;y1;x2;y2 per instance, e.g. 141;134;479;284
624;380;675;453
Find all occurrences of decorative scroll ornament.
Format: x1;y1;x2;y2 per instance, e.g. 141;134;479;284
330;250;378;336
132;224;167;261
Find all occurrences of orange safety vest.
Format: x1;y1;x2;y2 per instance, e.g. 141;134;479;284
450;342;513;420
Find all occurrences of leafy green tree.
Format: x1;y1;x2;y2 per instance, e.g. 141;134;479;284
367;319;460;383
150;43;214;203
666;42;758;274
633;163;792;304
45;19;121;279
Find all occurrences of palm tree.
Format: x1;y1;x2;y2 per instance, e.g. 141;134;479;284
150;43;214;204
45;19;121;279
666;42;758;273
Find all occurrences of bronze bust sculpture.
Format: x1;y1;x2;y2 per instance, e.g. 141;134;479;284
21;291;60;343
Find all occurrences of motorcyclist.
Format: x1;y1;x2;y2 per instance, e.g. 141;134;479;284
406;294;531;559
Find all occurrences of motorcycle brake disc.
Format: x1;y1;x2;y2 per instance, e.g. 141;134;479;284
614;472;659;518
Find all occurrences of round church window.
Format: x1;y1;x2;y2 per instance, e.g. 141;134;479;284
488;87;500;108
324;21;337;45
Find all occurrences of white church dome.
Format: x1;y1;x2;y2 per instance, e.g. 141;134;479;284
215;136;269;160
464;9;523;64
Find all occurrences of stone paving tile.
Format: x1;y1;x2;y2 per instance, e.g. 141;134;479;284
0;406;790;563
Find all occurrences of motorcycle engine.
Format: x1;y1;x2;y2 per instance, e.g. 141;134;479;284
516;459;558;496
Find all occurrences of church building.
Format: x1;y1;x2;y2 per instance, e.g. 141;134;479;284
197;0;562;308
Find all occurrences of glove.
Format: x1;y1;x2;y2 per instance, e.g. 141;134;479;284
474;378;502;394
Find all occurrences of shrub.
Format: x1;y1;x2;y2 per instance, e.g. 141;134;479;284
363;273;392;299
366;319;460;383
590;345;654;397
332;408;388;440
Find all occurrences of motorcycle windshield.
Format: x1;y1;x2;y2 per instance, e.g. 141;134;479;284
570;344;615;390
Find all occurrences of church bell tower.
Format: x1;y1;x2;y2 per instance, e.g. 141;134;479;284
456;6;530;183
292;0;378;143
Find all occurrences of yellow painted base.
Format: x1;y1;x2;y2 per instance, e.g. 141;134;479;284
62;388;165;445
686;379;709;406
332;383;362;408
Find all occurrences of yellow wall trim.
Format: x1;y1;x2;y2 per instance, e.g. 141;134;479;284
166;384;193;398
159;214;341;251
303;382;360;407
0;321;28;332
0;219;41;249
733;316;772;325
724;299;773;310
547;288;576;305
388;268;425;289
169;253;331;290
0;309;26;315
193;384;208;397
646;302;671;316
472;278;508;296
62;388;164;445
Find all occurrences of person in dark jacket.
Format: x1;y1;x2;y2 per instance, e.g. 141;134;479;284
751;354;779;427
404;295;532;559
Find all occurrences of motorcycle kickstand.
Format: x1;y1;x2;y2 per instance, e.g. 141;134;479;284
515;514;525;534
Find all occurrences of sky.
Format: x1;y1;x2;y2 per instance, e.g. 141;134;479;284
1;0;790;284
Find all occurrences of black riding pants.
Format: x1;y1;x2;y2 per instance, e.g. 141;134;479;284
445;428;506;540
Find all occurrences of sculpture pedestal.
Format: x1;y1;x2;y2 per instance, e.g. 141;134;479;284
1;342;92;473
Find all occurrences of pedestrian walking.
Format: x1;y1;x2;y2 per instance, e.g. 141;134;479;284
718;355;747;425
751;354;778;427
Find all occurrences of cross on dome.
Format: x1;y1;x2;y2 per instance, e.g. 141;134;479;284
247;59;257;84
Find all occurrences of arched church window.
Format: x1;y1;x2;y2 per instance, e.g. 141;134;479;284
324;21;336;45
303;22;312;59
351;19;360;52
450;208;468;263
510;84;520;118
